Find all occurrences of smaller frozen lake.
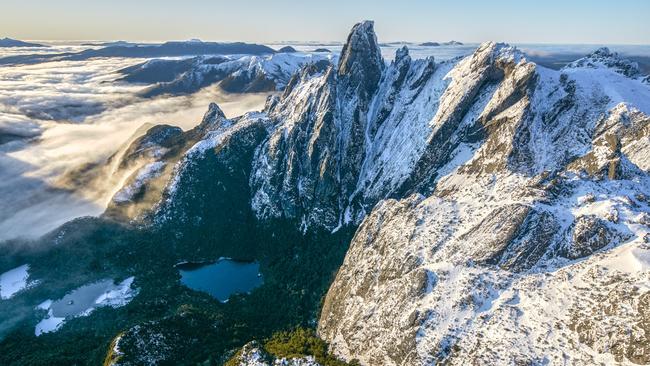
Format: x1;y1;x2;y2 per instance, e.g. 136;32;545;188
51;279;121;317
178;259;263;302
35;277;136;336
0;264;31;300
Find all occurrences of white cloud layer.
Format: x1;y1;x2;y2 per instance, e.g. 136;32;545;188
0;47;269;241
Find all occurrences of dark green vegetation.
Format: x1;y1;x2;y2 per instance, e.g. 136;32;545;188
264;328;360;366
225;328;360;366
0;216;354;366
0;119;356;365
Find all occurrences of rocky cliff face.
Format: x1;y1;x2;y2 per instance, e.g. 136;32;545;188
249;21;386;231
249;21;484;231
102;21;649;365
315;31;650;366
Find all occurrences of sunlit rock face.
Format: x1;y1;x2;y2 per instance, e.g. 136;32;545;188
311;25;650;366
249;20;386;231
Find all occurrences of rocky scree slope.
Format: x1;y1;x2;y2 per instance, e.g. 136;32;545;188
104;21;649;365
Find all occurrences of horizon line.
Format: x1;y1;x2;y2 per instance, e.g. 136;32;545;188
10;38;650;47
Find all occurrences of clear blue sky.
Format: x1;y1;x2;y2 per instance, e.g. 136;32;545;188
1;0;649;44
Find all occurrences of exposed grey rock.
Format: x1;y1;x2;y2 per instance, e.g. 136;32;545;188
250;65;341;229
567;104;650;178
562;215;627;259
197;102;228;131
250;20;385;230
569;278;650;364
335;20;385;214
306;22;650;366
459;204;559;271
319;196;429;366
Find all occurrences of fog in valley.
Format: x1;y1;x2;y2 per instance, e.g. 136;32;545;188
0;51;269;241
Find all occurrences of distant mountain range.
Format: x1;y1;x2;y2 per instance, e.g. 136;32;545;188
0;37;47;48
116;52;334;96
0;40;275;65
80;41;141;47
419;40;464;46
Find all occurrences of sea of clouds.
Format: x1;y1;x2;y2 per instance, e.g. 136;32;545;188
0;47;269;241
2;41;649;242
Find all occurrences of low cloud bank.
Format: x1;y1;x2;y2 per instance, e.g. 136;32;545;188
0;52;269;242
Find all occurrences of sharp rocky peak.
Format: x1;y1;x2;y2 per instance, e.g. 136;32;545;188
565;46;641;77
338;20;382;72
315;39;650;366
197;102;227;130
337;20;384;95
247;25;551;232
394;45;411;65
474;41;527;67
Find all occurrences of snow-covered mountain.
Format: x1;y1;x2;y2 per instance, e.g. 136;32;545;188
0;40;276;66
77;20;650;364
312;24;650;365
118;52;335;97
